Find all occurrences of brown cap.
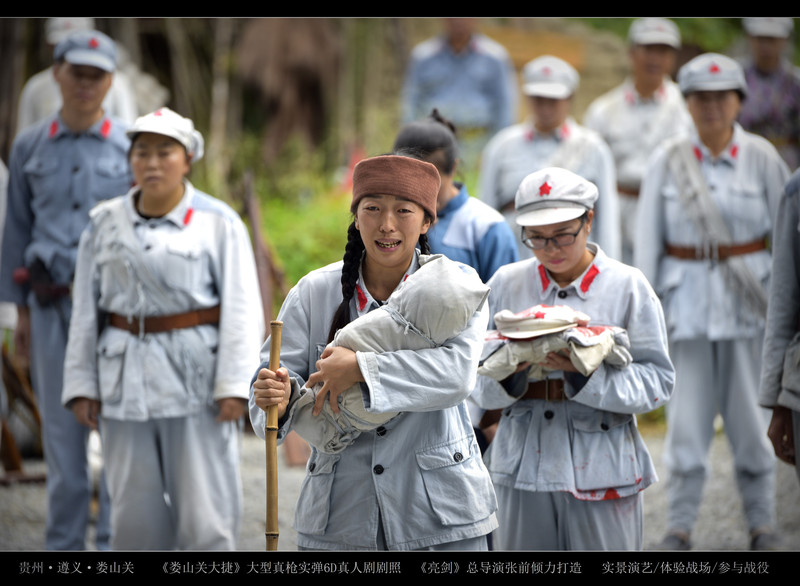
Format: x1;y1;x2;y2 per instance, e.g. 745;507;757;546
351;155;440;221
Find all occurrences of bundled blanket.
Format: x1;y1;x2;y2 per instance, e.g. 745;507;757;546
478;304;633;381
290;254;490;453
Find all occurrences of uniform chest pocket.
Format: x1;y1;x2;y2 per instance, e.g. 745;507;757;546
162;242;205;292
23;156;62;209
660;184;691;236
91;157;131;204
725;182;769;228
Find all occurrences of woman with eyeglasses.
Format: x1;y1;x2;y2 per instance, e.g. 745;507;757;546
471;166;674;550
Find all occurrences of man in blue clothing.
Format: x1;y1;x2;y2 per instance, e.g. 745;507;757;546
0;29;132;550
401;18;518;168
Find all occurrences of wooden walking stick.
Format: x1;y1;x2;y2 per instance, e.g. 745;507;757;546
266;320;283;551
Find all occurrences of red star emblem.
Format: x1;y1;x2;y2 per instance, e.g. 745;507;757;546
89;37;99;49
542;66;552;76
709;63;721;74
534;311;546;319
539;181;552;196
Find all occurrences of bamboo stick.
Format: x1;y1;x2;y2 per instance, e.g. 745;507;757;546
265;320;283;551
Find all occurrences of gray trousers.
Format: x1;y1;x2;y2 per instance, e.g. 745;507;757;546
30;299;111;550
492;484;643;550
664;337;776;535
100;408;243;550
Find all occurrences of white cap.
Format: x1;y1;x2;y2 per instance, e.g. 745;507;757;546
127;108;205;161
515;167;598;227
521;55;579;99
743;17;794;38
628;18;681;49
46;17;95;45
678;52;747;98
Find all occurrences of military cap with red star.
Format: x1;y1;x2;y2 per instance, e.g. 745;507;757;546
514;167;598;227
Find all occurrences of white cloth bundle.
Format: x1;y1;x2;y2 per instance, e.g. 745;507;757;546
478;304;632;381
290;254;490;453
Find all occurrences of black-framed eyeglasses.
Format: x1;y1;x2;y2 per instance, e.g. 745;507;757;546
521;217;586;250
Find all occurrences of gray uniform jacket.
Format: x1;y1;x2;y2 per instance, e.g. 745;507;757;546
635;123;789;341
478;117;622;260
248;251;498;550
759;170;800;413
63;183;264;419
471;245;674;500
0;113;131;299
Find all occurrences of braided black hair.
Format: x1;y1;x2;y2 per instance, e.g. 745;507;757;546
326;219;432;343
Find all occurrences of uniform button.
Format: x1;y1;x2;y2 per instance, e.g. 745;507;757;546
453;452;463;462
544;410;554;419
373;465;384;475
557;290;568;299
601;423;609;431
73;202;80;210
376;426;387;436
308;463;316;472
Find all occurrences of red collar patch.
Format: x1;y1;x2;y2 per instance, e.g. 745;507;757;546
356;284;368;311
580;264;600;293
538;264;551;292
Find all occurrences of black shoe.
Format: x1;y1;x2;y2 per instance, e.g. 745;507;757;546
750;531;782;551
657;532;691;550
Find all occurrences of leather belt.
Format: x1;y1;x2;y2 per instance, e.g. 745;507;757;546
617;185;640;197
665;238;768;261
522;379;566;401
108;305;221;335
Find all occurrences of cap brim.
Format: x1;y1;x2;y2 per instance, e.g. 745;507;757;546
522;82;572;100
515;205;585;227
683;80;747;98
64;49;114;72
500;323;576;339
632;33;680;48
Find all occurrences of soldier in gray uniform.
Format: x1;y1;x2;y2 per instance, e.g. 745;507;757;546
62;108;263;550
472;167;674;550
0;30;132;550
636;53;790;551
250;154;498;551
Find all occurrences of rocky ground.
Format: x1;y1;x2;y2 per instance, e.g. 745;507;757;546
1;424;799;553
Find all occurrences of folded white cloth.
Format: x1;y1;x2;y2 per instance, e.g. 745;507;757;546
290;254;490;453
493;304;590;339
478;305;632;381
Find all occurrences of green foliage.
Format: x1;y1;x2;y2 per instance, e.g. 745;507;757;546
260;186;352;288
